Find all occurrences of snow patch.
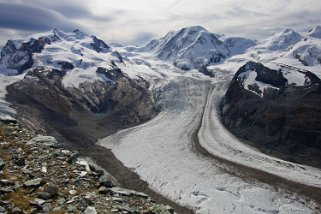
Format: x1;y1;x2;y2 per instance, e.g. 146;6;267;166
237;70;278;97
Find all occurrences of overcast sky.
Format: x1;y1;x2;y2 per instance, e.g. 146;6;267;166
0;0;321;46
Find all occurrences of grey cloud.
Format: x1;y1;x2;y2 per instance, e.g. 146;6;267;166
42;3;114;22
0;3;80;31
166;0;183;10
225;6;269;18
9;0;114;22
52;4;94;19
215;9;321;40
126;32;156;46
276;10;321;31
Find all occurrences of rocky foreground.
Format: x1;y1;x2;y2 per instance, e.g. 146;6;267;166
0;121;175;214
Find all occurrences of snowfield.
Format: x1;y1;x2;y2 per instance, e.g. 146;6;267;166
98;51;321;214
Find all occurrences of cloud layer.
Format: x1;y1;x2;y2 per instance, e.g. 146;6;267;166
0;3;79;31
0;0;321;46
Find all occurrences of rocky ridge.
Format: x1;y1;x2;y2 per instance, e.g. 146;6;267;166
0;121;175;214
221;61;321;167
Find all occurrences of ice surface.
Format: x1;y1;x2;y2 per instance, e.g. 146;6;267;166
0;74;25;120
1;28;321;213
99;50;321;214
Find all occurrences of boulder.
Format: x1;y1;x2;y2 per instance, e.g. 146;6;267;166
84;206;97;214
28;135;59;148
109;187;148;198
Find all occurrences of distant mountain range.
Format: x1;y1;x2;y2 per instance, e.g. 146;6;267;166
0;25;321;168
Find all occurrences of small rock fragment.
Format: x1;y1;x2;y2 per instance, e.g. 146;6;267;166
36;191;51;200
84;206;97;214
22;167;34;177
44;186;58;198
79;171;88;177
67;153;78;164
11;207;23;214
42;203;51;212
0;179;15;186
112;197;123;203
0;158;5;170
98;186;108;194
0;187;14;194
41;166;47;173
0;206;5;213
56;197;66;206
69;190;77;195
24;178;45;188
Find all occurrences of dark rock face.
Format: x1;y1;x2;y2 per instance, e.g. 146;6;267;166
57;61;74;70
198;65;214;77
221;61;321;167
0;37;48;74
91;36;110;53
6;66;157;147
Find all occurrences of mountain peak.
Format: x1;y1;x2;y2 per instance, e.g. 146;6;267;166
281;28;296;34
0;28;120;76
141;25;229;70
51;28;88;41
259;28;302;51
273;28;301;40
181;26;207;33
308;25;321;38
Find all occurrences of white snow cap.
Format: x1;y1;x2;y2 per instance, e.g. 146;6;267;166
259;28;302;51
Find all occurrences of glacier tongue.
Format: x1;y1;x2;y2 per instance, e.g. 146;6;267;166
0;74;25;120
98;49;321;214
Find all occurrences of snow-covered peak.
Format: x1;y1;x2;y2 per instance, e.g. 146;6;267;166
0;29;124;87
257;28;302;51
51;28;88;41
282;37;321;67
307;25;321;39
140;26;229;70
182;25;207;33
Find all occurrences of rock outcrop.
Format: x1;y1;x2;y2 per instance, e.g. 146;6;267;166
6;65;156;147
221;61;321;167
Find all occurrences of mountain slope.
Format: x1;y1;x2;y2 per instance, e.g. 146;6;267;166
223;37;256;55
221;61;321;167
0;29;156;146
278;27;321;68
308;25;321;38
255;29;302;51
0;29;124;87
